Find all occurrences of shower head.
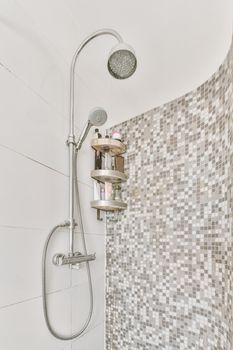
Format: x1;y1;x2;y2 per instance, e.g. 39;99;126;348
88;107;108;126
76;108;108;150
108;42;137;79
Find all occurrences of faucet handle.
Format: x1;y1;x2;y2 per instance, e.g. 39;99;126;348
52;253;65;266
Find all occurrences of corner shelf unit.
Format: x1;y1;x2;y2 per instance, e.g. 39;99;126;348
91;137;127;216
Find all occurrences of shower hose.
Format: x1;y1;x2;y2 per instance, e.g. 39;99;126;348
42;151;93;340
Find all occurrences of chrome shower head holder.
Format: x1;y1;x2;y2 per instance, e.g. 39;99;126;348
88;107;108;126
76;107;108;150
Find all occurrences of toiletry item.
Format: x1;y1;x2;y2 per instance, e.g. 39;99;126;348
105;134;110;139
93;128;102;139
112;130;122;141
95;150;102;170
100;183;105;200
94;129;102;169
93;180;100;200
111;156;115;170
113;184;122;201
105;152;112;170
101;154;105;169
105;182;113;200
115;155;124;172
101;152;112;170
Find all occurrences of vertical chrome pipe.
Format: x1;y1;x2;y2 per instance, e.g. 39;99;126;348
68;141;75;254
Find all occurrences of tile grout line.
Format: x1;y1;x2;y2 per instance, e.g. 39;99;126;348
0;223;105;236
0;276;105;312
71;321;104;345
0;142;67;177
0;284;73;311
0;142;94;189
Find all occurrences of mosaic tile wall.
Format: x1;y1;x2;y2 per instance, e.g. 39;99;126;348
106;40;233;350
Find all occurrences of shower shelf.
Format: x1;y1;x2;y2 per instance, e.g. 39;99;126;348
91;138;126;155
91;199;127;211
91;169;128;183
91;137;127;218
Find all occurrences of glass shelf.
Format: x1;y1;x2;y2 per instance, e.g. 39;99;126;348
91;169;127;184
91;200;127;211
91;138;126;155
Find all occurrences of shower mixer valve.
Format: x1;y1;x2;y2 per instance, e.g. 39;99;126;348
53;251;96;269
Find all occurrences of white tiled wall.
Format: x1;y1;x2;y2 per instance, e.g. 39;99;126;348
0;1;105;349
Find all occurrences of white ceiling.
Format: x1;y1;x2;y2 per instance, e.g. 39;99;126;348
17;0;233;129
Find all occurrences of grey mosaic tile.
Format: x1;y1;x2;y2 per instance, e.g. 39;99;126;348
105;39;233;350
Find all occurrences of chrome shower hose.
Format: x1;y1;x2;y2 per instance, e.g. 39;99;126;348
42;152;93;340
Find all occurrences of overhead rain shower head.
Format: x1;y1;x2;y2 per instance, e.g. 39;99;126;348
88;107;108;126
76;108;108;150
108;42;137;79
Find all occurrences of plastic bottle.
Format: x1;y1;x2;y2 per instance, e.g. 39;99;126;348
93;129;102;170
113;184;122;201
112;130;122;142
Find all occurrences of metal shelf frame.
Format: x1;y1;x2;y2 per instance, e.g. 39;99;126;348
91;200;127;211
91;169;127;183
91;138;126;155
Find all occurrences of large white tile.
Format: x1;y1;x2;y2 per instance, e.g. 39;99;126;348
0;66;68;174
0;145;68;229
0;292;71;350
71;323;104;350
0;226;71;307
0;0;70;117
16;0;79;60
71;275;104;333
46;289;72;338
0;0;95;133
71;233;105;287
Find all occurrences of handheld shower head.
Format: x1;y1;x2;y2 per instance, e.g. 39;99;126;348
88;107;108;126
76;108;108;150
108;42;137;79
